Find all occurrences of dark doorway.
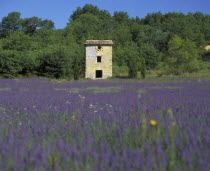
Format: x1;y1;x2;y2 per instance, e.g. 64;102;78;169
96;70;102;78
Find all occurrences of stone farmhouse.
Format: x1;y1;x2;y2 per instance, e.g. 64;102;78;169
85;40;113;79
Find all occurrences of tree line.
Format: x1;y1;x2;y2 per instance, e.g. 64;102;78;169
0;4;210;79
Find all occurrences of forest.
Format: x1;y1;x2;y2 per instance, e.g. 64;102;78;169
0;4;210;79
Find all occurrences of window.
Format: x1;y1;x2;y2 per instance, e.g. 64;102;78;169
96;70;102;78
97;56;101;63
98;45;101;50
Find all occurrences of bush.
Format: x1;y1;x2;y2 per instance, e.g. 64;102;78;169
165;35;199;75
139;43;160;70
113;64;129;77
37;46;73;79
198;61;210;70
128;59;138;78
0;50;23;78
202;50;210;61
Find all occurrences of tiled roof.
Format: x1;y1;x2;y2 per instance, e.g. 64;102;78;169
85;40;113;45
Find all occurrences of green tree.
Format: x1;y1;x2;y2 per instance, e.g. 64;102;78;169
117;42;145;78
67;14;101;43
2;31;31;51
139;58;146;79
113;11;130;25
113;25;132;46
128;58;138;78
22;17;42;35
113;45;127;66
1;6;210;79
166;35;199;74
142;12;164;29
72;55;80;80
0;50;23;78
0;12;22;37
1;12;22;31
19;50;39;76
70;4;100;21
72;43;85;80
0;39;2;51
33;29;57;49
139;43;160;69
37;45;73;78
40;19;55;30
202;48;210;61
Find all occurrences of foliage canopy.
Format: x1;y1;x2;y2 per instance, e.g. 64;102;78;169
0;4;210;79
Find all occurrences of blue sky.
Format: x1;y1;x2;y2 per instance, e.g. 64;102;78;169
1;0;210;29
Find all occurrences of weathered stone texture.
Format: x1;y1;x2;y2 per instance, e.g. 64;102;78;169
85;40;113;79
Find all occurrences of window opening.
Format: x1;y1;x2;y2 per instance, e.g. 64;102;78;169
97;56;102;63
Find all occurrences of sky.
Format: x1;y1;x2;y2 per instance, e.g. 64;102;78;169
0;0;210;29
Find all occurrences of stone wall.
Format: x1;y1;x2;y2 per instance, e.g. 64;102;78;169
85;45;112;79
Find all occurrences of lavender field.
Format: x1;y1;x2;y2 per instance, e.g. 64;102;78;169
0;78;209;170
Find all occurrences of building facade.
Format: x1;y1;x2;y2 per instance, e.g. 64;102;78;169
85;40;113;79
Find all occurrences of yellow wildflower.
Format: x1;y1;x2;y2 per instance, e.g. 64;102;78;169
150;120;157;126
166;108;173;114
167;108;174;119
72;115;76;120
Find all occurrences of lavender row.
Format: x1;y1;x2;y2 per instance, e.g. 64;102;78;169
0;78;209;170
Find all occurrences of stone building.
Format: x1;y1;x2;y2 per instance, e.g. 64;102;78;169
85;40;113;79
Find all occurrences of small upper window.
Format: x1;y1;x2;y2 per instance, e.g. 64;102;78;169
97;56;101;63
98;46;101;50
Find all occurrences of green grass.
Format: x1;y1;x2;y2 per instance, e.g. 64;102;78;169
0;88;11;91
47;68;210;83
54;87;122;93
146;69;210;79
86;87;122;93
